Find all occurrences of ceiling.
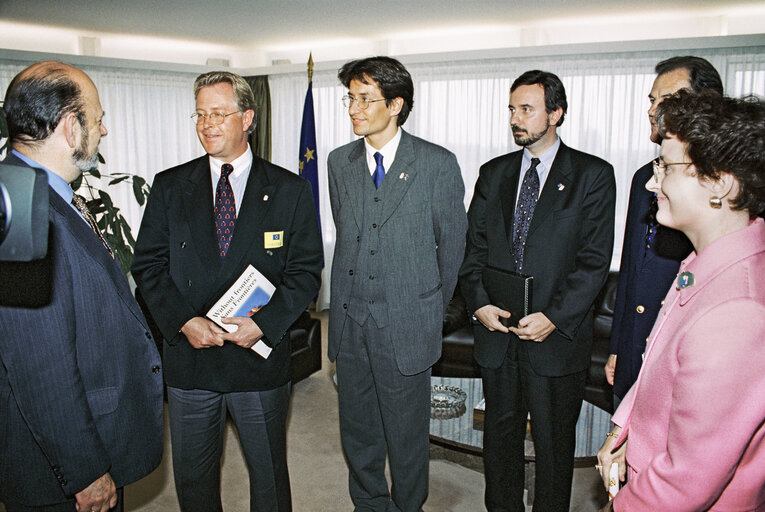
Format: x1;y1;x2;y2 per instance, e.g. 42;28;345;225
1;0;764;69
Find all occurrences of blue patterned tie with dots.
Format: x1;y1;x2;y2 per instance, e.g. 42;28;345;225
214;163;236;257
512;157;540;272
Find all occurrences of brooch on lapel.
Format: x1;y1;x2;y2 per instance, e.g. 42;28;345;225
399;172;408;181
676;271;695;290
557;183;565;191
263;194;269;201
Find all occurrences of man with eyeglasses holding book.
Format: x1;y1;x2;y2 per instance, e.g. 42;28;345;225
132;71;322;512
327;56;467;512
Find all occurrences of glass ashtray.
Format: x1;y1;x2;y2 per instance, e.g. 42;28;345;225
430;384;467;419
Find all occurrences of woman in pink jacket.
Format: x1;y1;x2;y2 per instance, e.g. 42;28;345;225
597;90;765;511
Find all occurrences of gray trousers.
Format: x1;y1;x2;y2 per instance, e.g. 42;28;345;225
336;315;431;512
167;385;291;512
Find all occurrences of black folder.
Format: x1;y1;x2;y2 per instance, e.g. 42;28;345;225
481;267;533;328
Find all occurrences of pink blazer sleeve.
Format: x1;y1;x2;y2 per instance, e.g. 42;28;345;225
614;299;765;511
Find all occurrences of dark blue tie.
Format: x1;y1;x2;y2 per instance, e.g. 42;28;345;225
372;152;385;189
214;163;236;257
512;158;540;272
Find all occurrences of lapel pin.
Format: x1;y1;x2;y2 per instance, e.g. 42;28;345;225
263;194;269;201
399;172;408;181
676;271;695;290
557;183;565;191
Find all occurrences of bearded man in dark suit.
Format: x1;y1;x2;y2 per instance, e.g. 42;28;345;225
459;70;616;511
0;61;163;512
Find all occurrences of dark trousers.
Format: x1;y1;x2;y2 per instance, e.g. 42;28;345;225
481;341;586;512
336;316;431;512
3;488;123;512
167;385;291;512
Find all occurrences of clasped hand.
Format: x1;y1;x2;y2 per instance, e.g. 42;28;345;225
181;316;264;349
473;305;556;342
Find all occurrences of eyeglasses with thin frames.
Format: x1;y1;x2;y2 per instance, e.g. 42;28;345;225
652;158;693;182
341;95;386;110
191;111;242;125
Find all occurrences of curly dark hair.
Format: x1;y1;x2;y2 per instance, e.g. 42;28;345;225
657;90;765;218
338;56;414;126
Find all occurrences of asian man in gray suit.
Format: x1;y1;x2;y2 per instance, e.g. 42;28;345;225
327;56;467;512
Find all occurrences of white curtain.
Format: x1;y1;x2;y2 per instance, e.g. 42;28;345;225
3;45;765;311
0;62;202;234
270;46;765;309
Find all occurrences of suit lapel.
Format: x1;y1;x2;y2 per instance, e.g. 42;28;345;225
528;142;573;237
379;130;418;225
184;158;221;272
50;191;147;326
341;140;367;231
500;152;523;242
219;156;276;278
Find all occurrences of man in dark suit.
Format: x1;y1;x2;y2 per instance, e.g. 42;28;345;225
0;61;163;512
605;56;723;406
327;56;467;512
459;70;615;511
131;71;322;512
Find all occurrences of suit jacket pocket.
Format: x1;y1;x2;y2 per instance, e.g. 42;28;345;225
86;386;118;416
553;207;582;221
418;282;442;299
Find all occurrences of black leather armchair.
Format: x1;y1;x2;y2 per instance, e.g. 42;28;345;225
433;272;618;413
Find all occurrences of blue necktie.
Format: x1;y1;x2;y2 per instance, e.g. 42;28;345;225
372;152;385;189
512;158;540;272
214;163;236;257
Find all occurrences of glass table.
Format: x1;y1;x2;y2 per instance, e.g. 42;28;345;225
429;376;614;501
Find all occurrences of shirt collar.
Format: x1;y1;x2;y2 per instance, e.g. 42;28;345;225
522;137;560;174
209;144;253;178
11;149;74;204
365;128;402;174
677;218;765;305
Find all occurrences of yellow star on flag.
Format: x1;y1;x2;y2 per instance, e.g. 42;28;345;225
303;147;315;162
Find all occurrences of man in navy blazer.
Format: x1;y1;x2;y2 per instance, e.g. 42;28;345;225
459;70;615;511
0;62;163;512
132;71;322;511
605;56;723;405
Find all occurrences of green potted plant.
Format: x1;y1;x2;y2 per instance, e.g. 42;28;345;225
1;108;149;274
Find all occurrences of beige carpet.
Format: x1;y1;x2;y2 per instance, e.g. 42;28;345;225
2;311;608;511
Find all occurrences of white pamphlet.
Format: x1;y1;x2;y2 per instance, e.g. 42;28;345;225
608;462;620;498
206;264;275;359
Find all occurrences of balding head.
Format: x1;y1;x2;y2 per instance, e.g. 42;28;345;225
3;61;94;147
3;61;107;182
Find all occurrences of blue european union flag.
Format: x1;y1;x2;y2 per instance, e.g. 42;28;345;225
299;81;320;229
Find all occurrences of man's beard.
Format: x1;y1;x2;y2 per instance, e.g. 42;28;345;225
72;124;100;172
512;120;549;147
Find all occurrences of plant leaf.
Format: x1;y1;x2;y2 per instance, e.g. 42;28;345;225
100;190;114;210
97;152;105;164
132;179;145;205
109;176;130;185
71;175;83;191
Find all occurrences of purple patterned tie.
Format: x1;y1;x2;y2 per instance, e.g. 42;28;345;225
512;158;540;272
214;163;236;257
